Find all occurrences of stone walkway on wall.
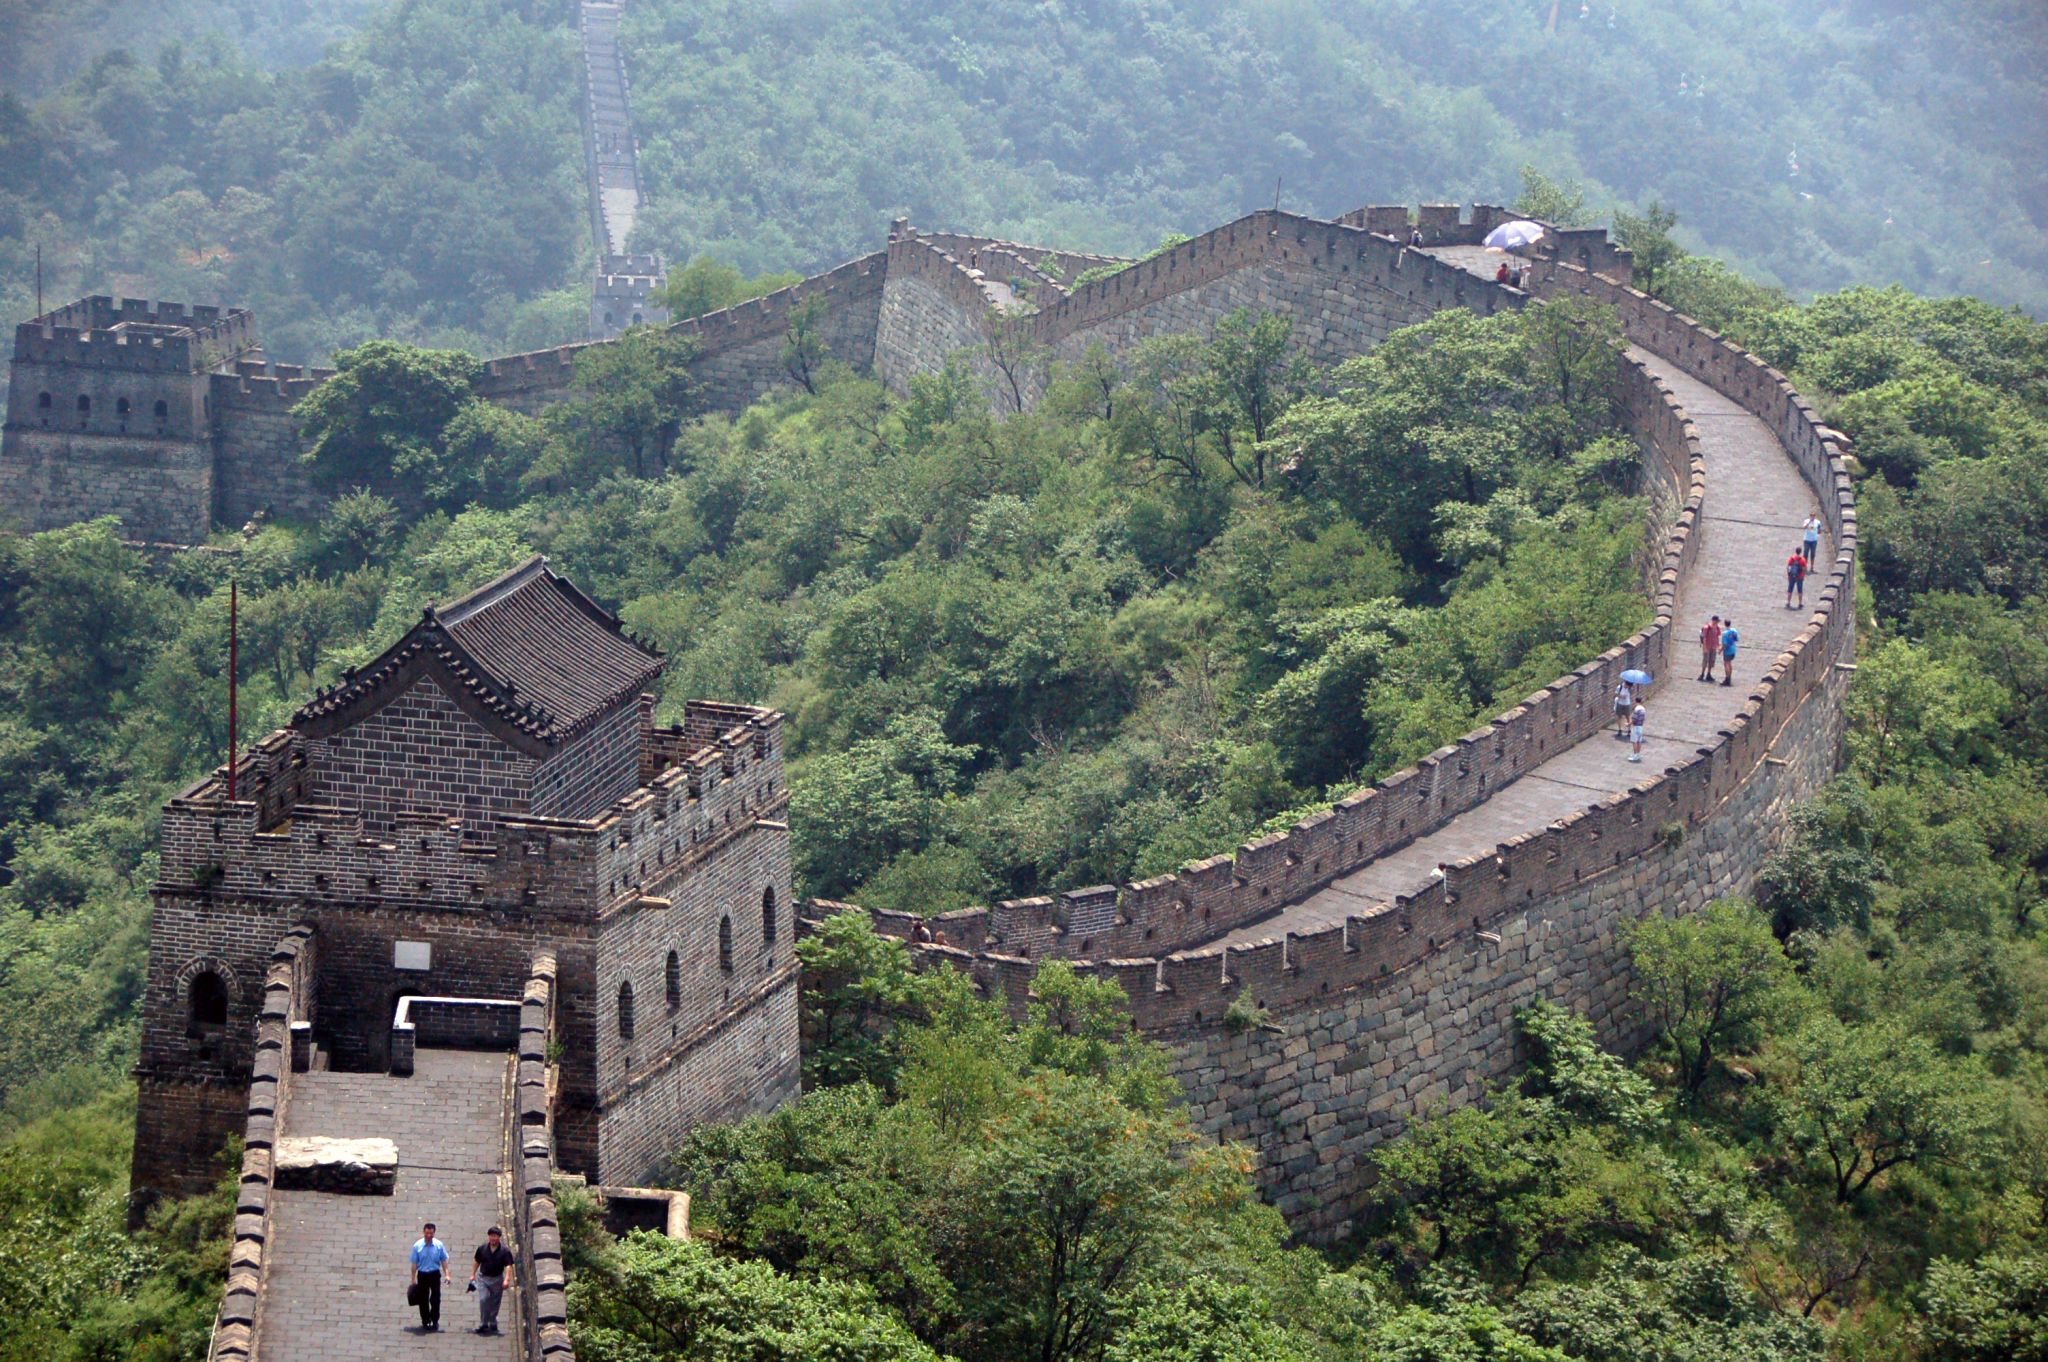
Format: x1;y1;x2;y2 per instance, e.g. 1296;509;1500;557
260;1050;521;1362
1212;337;1825;946
581;1;640;258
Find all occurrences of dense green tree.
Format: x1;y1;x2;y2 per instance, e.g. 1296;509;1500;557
1779;1017;2001;1204
655;254;802;321
1629;901;1799;1098
1103;1280;1316;1362
531;326;701;483
1917;1254;2048;1362
1515;999;1656;1131
294;340;485;489
11;520;174;722
1756;782;1885;938
1610;201;1682;295
570;1232;943;1362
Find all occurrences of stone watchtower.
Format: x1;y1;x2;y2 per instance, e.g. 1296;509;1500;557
0;297;258;543
132;556;799;1205
592;253;671;339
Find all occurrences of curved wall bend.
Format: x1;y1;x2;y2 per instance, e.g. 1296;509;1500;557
808;216;1858;1240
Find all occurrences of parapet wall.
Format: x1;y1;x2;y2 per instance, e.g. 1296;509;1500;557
512;952;579;1362
10;297;258;372
162;702;782;926
474;250;890;416
210;364;335;527
206;922;315;1362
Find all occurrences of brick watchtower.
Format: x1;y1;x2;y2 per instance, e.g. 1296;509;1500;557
0;297;258;543
132;557;799;1206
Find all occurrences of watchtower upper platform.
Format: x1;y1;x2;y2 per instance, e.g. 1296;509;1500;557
12;295;258;372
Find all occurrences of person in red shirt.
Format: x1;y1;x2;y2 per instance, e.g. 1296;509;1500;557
1786;548;1808;609
1495;261;1512;283
1698;614;1722;681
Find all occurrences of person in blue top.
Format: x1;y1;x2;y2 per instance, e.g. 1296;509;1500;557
1720;619;1739;686
410;1221;450;1331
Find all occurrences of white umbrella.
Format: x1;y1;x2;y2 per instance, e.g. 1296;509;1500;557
1483;220;1546;250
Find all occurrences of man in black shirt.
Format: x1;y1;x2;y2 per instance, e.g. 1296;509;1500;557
468;1226;517;1336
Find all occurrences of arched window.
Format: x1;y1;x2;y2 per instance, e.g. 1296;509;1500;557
37;391;51;409
603;311;615;327
153;399;169;420
631;312;643;325
718;916;734;972
188;970;229;1035
761;886;778;947
617;981;636;1040
665;950;681;1010
116;396;131;416
76;394;90;413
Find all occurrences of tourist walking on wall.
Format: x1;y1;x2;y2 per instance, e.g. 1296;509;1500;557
409;1221;448;1332
1613;679;1634;737
1803;509;1823;563
1698;615;1722;681
468;1226;516;1336
1786;547;1808;609
1720;619;1739;686
1629;699;1647;762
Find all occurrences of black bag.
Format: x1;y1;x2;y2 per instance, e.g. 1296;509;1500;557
407;1282;422;1307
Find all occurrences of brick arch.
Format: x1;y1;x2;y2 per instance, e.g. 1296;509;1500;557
173;954;242;1033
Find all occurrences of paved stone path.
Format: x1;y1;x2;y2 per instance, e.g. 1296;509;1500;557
1213;332;1824;946
262;1050;520;1362
582;2;641;259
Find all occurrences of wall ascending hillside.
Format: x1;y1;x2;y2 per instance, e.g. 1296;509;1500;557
812;220;1860;1242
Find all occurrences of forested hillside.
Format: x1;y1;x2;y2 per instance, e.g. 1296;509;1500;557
3;0;2047;1356
0;0;587;364
3;249;2046;1356
2;0;2042;374
622;0;2047;312
0;0;380;95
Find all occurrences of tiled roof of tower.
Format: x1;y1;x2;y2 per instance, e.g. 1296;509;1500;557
292;556;663;749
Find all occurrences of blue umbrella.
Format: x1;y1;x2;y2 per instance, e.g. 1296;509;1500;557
1483;220;1546;250
1621;669;1653;686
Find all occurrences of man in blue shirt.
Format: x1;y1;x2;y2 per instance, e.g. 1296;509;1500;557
410;1221;450;1331
1720;620;1739;687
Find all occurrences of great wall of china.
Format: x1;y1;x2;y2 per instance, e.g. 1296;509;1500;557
6;205;1858;1252
0;11;1859;1357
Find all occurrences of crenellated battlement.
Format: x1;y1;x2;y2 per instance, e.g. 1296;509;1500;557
808;245;1857;1066
899;225;1130;296
160;699;784;922
12;296;257;371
